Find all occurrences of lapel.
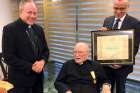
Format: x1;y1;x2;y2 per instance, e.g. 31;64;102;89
17;18;36;55
106;16;115;29
110;14;130;30
110;16;115;29
31;25;42;57
25;30;36;53
120;14;130;29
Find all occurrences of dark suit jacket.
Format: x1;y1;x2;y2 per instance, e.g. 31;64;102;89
103;14;140;75
2;18;49;87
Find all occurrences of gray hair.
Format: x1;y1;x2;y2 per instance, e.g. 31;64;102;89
74;42;89;53
19;0;34;12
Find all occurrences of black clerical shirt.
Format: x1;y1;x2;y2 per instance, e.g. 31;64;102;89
54;59;108;93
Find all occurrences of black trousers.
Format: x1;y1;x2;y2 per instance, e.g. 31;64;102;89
70;84;98;93
8;77;43;93
110;74;127;93
104;67;128;93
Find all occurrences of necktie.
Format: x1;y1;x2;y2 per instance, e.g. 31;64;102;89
113;19;120;30
26;26;38;56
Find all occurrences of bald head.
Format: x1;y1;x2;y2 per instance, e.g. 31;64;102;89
113;0;129;18
113;0;129;6
74;42;89;65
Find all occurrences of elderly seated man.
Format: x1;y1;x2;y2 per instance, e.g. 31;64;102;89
54;42;111;93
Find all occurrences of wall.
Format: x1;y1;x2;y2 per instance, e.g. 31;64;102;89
0;0;14;80
0;0;13;52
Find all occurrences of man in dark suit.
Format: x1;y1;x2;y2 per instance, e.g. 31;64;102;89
99;0;140;93
2;0;49;93
54;42;111;93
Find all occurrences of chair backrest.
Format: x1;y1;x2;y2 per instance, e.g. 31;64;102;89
0;55;8;81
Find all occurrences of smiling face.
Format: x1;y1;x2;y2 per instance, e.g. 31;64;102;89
73;43;89;65
19;2;37;25
113;0;129;18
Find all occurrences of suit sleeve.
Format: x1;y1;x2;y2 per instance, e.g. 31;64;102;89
39;27;49;63
2;26;32;74
94;62;110;88
103;18;108;27
103;17;113;30
54;63;71;93
133;21;140;56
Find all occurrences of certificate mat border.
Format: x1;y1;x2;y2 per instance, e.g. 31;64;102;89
91;30;134;65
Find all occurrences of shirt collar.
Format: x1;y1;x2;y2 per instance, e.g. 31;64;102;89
115;14;126;22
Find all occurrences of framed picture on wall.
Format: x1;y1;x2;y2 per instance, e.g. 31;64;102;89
91;29;134;65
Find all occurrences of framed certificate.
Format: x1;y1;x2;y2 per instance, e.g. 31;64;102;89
91;30;134;64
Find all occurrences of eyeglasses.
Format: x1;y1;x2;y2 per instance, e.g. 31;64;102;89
113;7;126;11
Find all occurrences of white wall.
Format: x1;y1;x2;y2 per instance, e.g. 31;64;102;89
0;0;13;52
0;0;13;80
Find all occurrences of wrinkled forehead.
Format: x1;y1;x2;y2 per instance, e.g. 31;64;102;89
113;2;128;8
74;47;86;52
74;45;88;53
21;2;37;11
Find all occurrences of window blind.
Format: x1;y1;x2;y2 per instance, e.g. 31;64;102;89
45;0;78;63
44;0;140;81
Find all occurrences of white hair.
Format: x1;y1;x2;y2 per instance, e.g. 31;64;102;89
19;0;34;12
74;42;89;53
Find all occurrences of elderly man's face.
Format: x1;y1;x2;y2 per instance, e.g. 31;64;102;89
113;1;128;18
20;2;37;25
74;47;88;65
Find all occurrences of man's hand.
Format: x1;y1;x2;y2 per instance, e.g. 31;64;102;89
110;64;122;69
101;83;111;93
98;27;108;31
32;59;45;73
65;90;72;93
0;87;7;93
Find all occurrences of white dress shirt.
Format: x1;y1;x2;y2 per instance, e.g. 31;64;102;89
113;14;126;29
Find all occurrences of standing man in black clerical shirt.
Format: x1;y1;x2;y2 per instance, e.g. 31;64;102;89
99;0;140;93
2;0;49;93
54;42;111;93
